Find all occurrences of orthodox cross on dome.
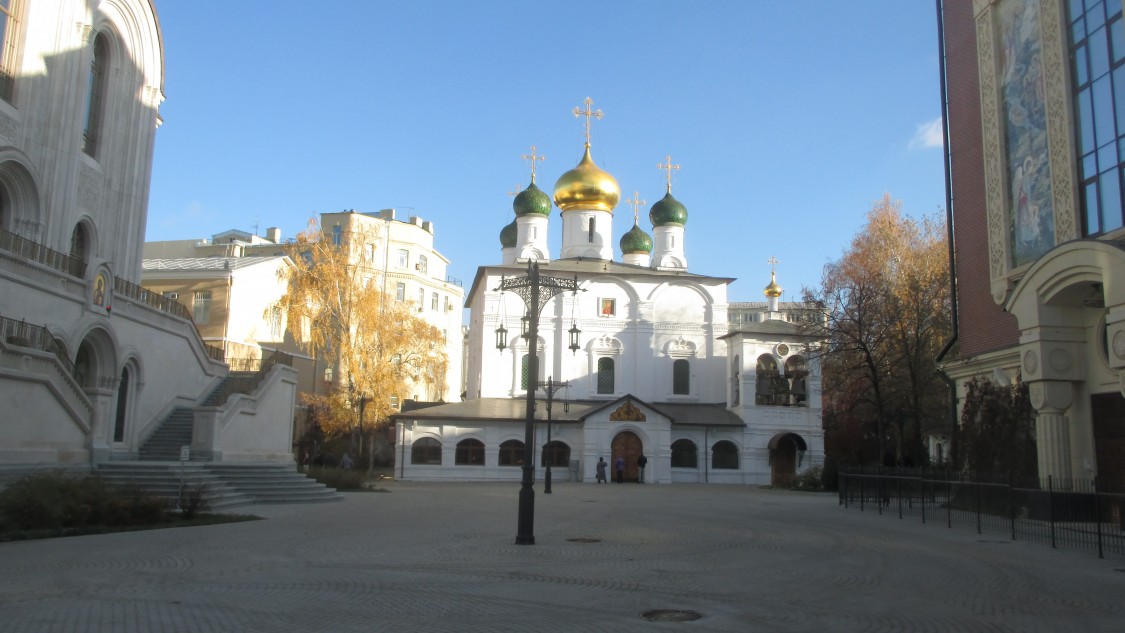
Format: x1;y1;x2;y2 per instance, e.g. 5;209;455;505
658;155;680;193
508;184;522;197
624;191;646;224
767;255;780;272
573;97;603;146
521;145;545;184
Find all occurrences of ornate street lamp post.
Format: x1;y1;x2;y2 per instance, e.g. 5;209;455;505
537;377;568;494
495;260;580;545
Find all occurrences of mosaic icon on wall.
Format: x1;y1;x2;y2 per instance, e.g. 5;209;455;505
999;0;1055;267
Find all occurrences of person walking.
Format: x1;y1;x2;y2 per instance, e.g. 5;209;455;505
637;453;648;483
614;455;625;484
595;457;608;483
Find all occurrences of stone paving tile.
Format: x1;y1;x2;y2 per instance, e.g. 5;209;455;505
0;482;1122;632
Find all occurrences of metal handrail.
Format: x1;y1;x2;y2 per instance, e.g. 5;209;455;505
0;314;75;375
0;229;86;278
112;276;193;321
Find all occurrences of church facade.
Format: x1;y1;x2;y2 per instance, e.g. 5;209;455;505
392;107;823;485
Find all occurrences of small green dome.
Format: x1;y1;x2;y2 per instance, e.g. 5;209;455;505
513;182;552;217
499;219;517;248
619;222;653;254
648;191;688;227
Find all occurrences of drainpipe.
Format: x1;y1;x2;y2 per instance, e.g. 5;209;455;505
934;0;960;468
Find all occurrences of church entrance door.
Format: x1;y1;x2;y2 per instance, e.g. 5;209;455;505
770;436;799;486
611;431;642;482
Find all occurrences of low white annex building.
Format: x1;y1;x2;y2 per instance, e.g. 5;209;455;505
392;116;823;485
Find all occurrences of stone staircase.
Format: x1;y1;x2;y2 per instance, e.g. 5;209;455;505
138;373;255;462
95;462;343;511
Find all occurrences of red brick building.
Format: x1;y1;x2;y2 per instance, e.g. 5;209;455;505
940;0;1125;485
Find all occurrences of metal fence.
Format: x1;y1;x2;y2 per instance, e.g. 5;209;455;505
1;314;75;375
838;467;1125;559
0;229;85;278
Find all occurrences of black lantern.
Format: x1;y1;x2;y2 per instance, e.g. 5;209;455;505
495;323;508;351
568;322;581;353
520;315;530;340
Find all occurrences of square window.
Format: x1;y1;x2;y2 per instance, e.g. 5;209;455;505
396;249;409;268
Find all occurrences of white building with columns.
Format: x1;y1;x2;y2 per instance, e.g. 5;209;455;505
392;113;823;485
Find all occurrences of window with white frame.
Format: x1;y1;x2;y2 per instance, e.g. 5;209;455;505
417;254;428;274
193;290;212;323
395;282;406;301
396;249;409;268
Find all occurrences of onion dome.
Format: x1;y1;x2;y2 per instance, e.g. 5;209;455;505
499;219;517;248
764;271;783;298
513;181;552;217
619;222;653;254
648;191;688;227
552;145;620;212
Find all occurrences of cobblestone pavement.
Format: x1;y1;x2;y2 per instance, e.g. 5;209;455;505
0;481;1122;632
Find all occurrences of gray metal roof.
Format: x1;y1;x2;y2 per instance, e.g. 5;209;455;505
142;256;289;272
390;396;744;427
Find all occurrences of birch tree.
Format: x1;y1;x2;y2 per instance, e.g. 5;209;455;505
276;219;447;469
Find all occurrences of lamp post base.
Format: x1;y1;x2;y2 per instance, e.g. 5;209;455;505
515;465;536;545
544;465;552;494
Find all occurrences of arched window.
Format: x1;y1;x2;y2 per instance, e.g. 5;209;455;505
0;0;22;102
785;354;808;406
83;32;109;156
411;437;441;465
520;354;529;390
588;217;595;242
597;357;614;394
113;366;129;442
712;440;739;469
672;359;690;395
542;441;569;469
417;254;428;273
670;439;697;468
455;438;484;465
498;439;524;466
755;354;781;406
69;223;89;266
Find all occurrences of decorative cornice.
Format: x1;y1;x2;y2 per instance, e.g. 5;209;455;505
976;4;1012;304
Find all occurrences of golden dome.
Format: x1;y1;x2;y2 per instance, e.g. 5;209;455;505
552;144;620;212
764;271;783;298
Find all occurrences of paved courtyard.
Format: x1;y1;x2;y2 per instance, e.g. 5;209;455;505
0;480;1121;632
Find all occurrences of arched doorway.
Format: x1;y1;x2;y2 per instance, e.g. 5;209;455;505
610;431;642;482
768;432;807;486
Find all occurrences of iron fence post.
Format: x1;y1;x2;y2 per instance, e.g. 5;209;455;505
921;472;926;524
976;478;982;534
877;467;883;516
1048;475;1056;549
1009;473;1016;542
898;470;903;519
1094;477;1104;559
860;466;865;512
947;471;953;529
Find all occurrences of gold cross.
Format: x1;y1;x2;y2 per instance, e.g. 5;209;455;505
573;97;603;146
521;145;545;184
624;191;646;224
658;155;680;193
508;184;523;197
767;255;780;272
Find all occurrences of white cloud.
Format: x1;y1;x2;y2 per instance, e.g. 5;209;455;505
909;117;944;150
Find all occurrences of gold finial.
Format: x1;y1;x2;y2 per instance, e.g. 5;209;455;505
767;255;780;272
521;145;545;184
508;184;523;198
573;97;603;146
624;191;646;225
658;155;680;193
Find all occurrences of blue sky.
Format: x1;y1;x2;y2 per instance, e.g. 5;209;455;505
146;1;946;303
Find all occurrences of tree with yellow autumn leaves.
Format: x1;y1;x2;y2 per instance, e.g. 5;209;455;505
276;220;447;470
803;194;952;469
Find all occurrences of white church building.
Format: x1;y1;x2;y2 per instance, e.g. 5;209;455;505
392;113;824;485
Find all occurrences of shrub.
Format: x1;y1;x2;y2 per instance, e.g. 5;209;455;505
791;466;826;492
306;466;369;491
178;483;210;519
0;472;167;532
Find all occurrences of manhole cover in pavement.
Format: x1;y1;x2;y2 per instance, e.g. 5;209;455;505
641;609;702;622
567;537;601;543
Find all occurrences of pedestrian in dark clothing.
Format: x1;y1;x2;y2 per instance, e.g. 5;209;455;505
595;457;608;483
637;454;648;483
614;455;625;484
